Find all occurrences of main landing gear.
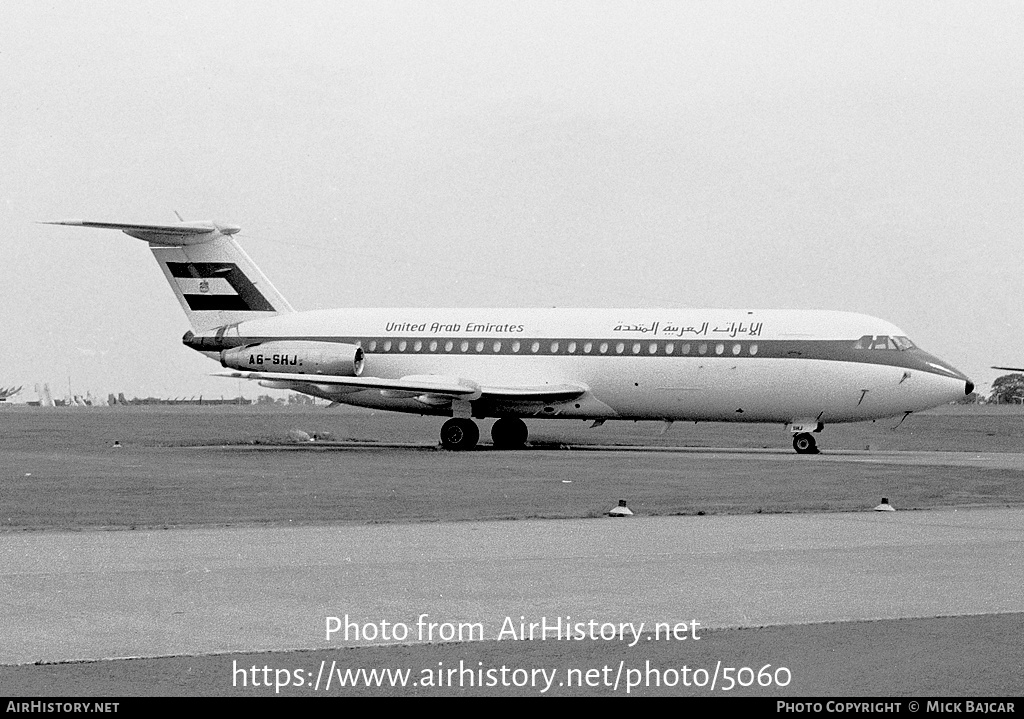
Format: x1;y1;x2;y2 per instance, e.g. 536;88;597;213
439;417;529;451
440;418;479;451
490;417;528;449
792;433;819;455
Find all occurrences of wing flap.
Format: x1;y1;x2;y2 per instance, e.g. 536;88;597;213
480;384;586;401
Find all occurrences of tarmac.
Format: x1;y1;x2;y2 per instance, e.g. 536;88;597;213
3;506;1022;665
219;440;1024;470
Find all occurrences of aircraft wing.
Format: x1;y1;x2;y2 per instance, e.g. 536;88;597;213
216;370;586;402
992;366;1024;372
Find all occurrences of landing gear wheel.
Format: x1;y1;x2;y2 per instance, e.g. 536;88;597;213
793;433;819;455
440;418;479;451
490;417;529;449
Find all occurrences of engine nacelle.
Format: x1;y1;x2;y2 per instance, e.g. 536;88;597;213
220;341;365;376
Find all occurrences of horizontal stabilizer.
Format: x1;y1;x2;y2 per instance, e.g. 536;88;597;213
46;217;292;331
42;220;240;246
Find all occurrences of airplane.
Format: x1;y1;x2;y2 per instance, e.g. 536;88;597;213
46;219;974;453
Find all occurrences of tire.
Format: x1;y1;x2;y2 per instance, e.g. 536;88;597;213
792;433;819;454
490;417;528;449
440;418;479;451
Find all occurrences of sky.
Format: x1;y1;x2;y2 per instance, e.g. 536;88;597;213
2;1;1023;400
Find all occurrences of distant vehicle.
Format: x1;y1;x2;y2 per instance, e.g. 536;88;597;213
48;219;973;453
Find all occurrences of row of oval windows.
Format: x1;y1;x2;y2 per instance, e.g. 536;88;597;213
364;339;761;356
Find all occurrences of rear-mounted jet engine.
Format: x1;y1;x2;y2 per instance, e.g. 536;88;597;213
220;341;364;376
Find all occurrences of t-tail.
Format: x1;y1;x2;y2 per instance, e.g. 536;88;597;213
44;220;293;332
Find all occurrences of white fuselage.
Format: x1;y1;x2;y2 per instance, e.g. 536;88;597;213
193;307;971;425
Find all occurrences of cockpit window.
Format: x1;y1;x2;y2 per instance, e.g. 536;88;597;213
853;335;916;351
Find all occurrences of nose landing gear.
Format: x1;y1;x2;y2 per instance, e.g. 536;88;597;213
792;433;819;454
788;420;824;454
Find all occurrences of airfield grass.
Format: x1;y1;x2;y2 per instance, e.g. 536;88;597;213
3;404;1024;531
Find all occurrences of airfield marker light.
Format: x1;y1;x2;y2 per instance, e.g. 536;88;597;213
112;441;122;448
608;500;633;517
873;498;895;512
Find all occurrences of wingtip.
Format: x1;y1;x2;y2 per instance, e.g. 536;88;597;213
214;223;242;235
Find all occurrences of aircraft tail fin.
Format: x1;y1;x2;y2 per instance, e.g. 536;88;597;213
44;220;294;332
